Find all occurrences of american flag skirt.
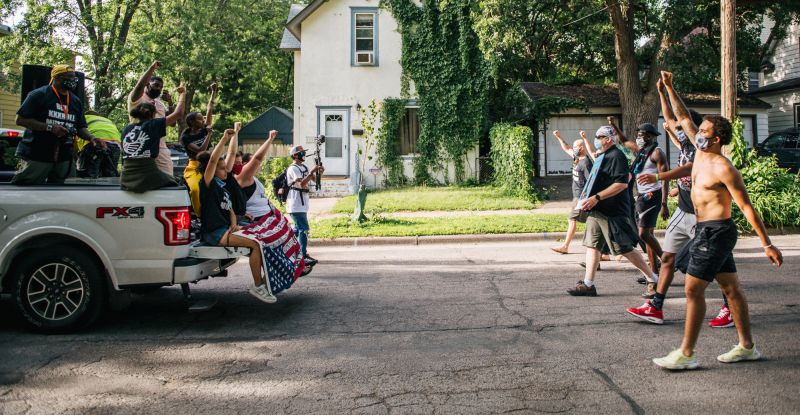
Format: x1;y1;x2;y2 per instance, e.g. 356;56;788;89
236;206;305;296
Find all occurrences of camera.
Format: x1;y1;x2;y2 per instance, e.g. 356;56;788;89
315;134;326;145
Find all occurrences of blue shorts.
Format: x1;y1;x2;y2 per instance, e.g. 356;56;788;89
202;225;228;246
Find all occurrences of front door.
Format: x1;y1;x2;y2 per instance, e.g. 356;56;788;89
318;109;349;176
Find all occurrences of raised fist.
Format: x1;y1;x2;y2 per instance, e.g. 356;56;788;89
210;82;218;93
579;130;587;138
269;130;278;140
234;122;242;132
607;116;615;125
175;84;186;94
661;71;674;86
552;130;560;137
151;61;162;70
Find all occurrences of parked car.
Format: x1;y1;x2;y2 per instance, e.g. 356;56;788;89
0;128;24;182
168;143;189;177
756;128;800;172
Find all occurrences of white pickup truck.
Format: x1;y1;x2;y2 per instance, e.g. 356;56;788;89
0;180;248;333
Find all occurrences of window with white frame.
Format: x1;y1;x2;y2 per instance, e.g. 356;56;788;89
795;103;800;129
352;8;378;66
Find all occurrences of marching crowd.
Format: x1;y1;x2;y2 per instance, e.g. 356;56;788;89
551;70;784;370
8;62;787;370
11;61;321;304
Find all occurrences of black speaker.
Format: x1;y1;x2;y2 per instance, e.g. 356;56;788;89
21;64;87;104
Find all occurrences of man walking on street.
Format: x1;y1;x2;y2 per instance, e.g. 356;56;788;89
567;126;660;296
550;130;592;255
652;71;783;370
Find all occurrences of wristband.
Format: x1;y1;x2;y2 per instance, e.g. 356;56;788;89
763;244;773;249
655;173;660;182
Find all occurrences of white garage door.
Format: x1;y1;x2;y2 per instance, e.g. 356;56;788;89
544;116;612;176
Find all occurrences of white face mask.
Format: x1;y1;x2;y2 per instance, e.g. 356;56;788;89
636;138;646;149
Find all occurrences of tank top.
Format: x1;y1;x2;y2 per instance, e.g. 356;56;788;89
636;150;661;194
244;179;273;219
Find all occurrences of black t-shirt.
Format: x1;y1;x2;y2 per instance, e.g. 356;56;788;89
180;128;209;159
16;85;88;162
676;136;696;214
200;177;233;234
121;118;166;160
589;145;632;217
572;156;593;199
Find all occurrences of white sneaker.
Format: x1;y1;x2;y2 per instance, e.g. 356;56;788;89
248;284;277;304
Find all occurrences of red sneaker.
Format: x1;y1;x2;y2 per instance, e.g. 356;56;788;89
709;305;735;328
626;302;664;325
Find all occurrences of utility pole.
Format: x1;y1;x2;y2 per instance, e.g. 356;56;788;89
721;0;736;120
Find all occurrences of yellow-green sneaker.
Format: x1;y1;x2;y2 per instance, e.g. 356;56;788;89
653;349;699;370
717;344;762;363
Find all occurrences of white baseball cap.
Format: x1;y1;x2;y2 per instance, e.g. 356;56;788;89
289;145;305;156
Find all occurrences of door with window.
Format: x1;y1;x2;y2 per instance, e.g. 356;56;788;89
318;109;349;176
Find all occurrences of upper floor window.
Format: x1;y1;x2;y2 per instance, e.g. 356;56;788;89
351;8;378;66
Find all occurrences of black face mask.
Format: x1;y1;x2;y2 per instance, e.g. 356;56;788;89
146;88;162;99
61;78;79;91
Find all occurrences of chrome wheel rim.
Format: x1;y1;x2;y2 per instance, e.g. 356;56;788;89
26;263;85;321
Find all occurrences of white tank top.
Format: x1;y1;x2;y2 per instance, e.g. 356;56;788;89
636;150;662;193
245;179;274;219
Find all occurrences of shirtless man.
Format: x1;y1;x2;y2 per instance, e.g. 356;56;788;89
653;71;783;370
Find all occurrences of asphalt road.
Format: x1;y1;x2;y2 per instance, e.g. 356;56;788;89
1;234;799;414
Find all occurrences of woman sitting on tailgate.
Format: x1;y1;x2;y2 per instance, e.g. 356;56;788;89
197;129;274;304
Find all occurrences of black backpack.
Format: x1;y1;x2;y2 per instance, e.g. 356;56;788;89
272;170;290;204
272;164;309;204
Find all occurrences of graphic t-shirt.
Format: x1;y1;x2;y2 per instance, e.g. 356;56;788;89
588;145;632;218
572;156;593;200
129;93;171;174
121;118;167;160
200;177;233;234
676;131;696;214
285;163;311;213
16;85;88;162
180;128;209;160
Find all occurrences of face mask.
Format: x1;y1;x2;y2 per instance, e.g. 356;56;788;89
636;138;646;149
696;132;712;150
297;151;306;160
61;78;79;91
676;130;688;143
146;88;161;99
594;138;603;149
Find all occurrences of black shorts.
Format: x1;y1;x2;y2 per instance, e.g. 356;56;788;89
684;218;738;282
635;190;662;228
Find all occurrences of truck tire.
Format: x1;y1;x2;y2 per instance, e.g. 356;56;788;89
13;247;106;333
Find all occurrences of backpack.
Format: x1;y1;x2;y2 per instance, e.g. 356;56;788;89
272;171;290;204
272;164;309;204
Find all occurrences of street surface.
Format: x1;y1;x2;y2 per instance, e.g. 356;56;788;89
1;234;799;414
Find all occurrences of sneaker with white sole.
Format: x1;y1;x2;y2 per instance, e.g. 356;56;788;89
709;305;735;328
717;344;761;363
653;349;699;370
249;284;277;304
626;301;664;324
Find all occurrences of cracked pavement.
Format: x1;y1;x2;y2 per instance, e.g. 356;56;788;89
1;234;799;414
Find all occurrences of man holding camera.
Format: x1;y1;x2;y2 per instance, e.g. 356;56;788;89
13;64;104;185
286;145;324;266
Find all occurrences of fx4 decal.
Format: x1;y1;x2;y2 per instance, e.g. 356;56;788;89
96;206;145;219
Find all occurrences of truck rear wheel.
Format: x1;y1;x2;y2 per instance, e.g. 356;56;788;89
13;247;106;333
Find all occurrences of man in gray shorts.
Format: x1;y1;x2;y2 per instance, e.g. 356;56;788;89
626;81;732;327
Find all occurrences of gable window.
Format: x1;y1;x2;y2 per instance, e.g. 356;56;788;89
351;8;378;66
397;108;419;156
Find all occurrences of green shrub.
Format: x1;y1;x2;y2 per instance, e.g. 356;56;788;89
257;156;292;205
733;151;800;232
489;123;536;202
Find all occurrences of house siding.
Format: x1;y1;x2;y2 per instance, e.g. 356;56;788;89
0;89;19;130
763;22;800;87
759;91;800;133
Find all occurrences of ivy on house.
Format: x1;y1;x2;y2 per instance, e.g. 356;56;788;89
381;0;490;185
377;98;407;187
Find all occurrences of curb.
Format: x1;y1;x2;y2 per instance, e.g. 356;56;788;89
311;227;800;248
312;230;669;247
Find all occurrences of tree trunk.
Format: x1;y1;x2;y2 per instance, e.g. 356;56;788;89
606;0;663;136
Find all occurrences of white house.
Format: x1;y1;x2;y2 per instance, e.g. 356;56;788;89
280;0;477;196
521;83;771;177
751;19;800;133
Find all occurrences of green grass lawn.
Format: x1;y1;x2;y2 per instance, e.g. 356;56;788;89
331;186;536;214
314;203;676;239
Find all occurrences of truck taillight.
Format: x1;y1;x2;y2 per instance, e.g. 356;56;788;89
156;207;191;246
